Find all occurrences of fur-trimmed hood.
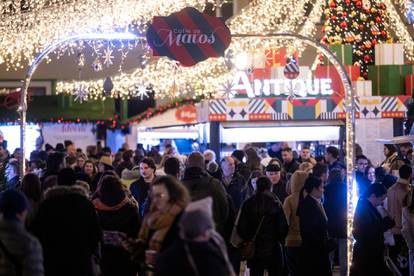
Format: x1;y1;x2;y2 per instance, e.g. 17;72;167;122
44;185;89;200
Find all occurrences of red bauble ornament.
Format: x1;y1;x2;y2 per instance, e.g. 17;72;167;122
343;11;347;16
376;17;382;23
364;55;371;62
345;0;351;4
381;30;387;36
329;1;335;8
359;24;364;30
372;39;378;45
331;15;337;20
356;1;362;8
340;21;347;28
363;72;368;78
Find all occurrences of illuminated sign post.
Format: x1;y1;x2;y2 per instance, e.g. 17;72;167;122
229;71;334;98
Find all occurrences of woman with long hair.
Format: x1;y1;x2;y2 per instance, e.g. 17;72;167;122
237;176;288;276
351;184;395;276
297;176;332;276
381;144;405;174
283;170;309;276
127;175;190;273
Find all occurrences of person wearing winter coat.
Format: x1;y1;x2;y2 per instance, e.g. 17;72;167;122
155;206;235;276
237;176;288;276
0;190;44;276
93;175;141;276
382;144;405;175
351;184;395;276
297;176;332;276
30;183;102;276
282;170;309;276
323;169;347;276
221;156;248;212
182;152;229;236
125;176;189;273
387;164;412;275
130;158;157;218
402;190;414;276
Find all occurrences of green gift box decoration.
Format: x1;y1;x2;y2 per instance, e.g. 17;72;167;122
324;45;353;66
368;65;414;96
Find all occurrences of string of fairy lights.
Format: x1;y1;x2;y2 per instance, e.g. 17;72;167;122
52;0;414;102
0;0;216;70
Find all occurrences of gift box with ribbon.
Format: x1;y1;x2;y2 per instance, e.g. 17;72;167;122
353;80;372;97
265;48;299;68
375;44;404;65
324;44;353;66
368;65;413;96
405;75;414;96
314;65;360;96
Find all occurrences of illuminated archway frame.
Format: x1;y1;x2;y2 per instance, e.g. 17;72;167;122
20;32;355;272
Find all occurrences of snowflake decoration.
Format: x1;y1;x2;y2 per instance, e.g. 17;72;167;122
219;80;236;98
103;46;114;67
74;84;88;103
134;84;151;100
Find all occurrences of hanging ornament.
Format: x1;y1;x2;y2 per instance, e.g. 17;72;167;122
103;76;114;97
74;83;88;103
283;58;300;80
340;21;347;28
360;14;367;21
133;84;151;100
103;45;114;68
356;1;362;8
364;55;371;62
77;52;85;68
92;58;102;72
362;0;371;10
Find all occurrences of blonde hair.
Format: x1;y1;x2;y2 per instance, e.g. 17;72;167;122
298;162;314;173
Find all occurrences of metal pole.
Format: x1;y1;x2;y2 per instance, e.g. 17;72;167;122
19;32;143;179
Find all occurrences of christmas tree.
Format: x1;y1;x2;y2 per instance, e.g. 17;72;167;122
321;0;392;78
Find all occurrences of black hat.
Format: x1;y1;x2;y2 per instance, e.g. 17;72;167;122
265;164;281;172
98;176;126;207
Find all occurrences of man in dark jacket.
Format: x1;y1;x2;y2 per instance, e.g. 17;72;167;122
182;152;229;236
0;190;44;276
325;146;345;172
281;147;299;176
31;184;101;276
221;156;247;212
324;169;347;276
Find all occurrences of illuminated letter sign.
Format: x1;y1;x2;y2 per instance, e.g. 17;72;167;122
227;71;333;98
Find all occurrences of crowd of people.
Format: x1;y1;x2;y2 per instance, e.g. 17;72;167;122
0;138;413;276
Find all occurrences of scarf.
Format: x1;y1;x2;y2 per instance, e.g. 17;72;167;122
93;197;131;211
138;201;186;251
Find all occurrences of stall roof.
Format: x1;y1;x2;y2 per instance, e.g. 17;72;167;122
376;135;414;144
135;105;198;129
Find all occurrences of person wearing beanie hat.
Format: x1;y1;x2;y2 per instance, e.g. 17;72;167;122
265;163;288;203
92;175;141;276
381;144;405;174
155;204;235;276
181;153;228;238
121;166;140;188
0;190;44;275
98;156;114;172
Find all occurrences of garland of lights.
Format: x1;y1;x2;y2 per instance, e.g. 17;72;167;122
0;0;214;70
55;0;414;100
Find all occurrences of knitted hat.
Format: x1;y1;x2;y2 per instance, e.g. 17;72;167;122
179;209;214;240
0;190;28;220
99;156;113;167
98;176;126;207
